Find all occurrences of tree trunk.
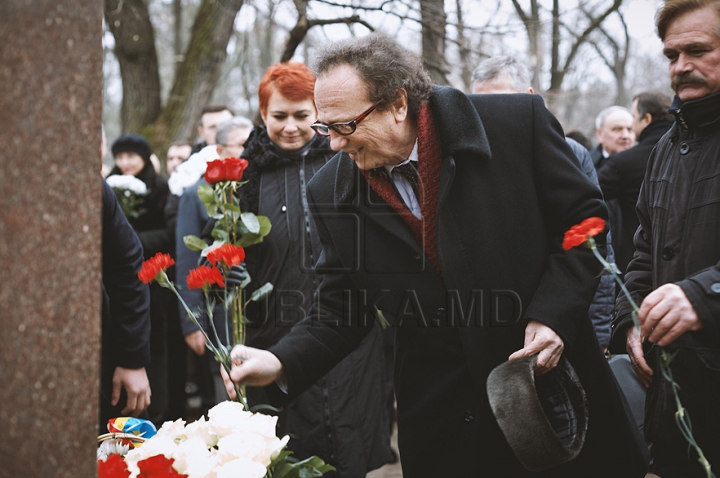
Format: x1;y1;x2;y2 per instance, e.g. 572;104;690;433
150;0;245;152
420;0;448;85
173;0;183;59
511;0;542;93
104;0;162;134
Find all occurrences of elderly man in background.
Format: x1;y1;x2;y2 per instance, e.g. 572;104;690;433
591;105;635;167
597;92;673;275
611;0;720;476
223;33;647;477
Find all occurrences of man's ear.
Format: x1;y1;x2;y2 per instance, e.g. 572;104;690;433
392;88;409;123
642;113;652;125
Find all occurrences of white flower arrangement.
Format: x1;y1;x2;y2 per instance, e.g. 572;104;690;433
106;174;149;219
123;401;290;478
106;174;149;194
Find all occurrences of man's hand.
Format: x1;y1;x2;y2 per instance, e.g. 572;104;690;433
626;327;653;388
185;330;206;356
639;283;702;346
221;345;286;399
508;320;564;375
112;367;151;416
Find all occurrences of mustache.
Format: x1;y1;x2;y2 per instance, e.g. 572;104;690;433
671;72;708;91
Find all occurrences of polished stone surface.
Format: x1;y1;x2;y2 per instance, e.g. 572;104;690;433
0;1;103;476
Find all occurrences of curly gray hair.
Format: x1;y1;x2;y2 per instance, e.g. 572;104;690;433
311;32;433;116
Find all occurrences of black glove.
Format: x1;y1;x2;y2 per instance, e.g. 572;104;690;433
226;262;248;289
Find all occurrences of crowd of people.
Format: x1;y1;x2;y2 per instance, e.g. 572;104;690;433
99;0;720;476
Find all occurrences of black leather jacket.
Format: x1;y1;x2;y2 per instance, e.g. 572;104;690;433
611;91;720;477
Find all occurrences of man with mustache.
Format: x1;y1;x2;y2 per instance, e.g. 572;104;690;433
610;0;720;476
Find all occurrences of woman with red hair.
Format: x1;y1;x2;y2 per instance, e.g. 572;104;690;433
236;62;392;476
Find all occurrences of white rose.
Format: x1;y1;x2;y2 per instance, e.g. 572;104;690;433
216;431;267;463
173;436;214;477
155;418;187;441
184;415;218;448
208;401;252;437
215;458;266;478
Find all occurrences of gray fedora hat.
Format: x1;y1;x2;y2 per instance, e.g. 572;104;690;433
486;355;588;472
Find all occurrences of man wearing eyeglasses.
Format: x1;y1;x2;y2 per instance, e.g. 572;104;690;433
222;33;647;477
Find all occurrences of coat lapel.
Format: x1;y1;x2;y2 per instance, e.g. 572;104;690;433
331;153;422;253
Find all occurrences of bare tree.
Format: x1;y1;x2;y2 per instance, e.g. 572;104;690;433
587;10;632;105
420;0;449;84
280;0;374;62
511;0;542;92
105;0;245;153
105;0;162;135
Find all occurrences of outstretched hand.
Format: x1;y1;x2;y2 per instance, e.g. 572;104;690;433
221;345;286;399
508;320;564;375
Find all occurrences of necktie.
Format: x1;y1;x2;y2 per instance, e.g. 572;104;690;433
393;162;419;199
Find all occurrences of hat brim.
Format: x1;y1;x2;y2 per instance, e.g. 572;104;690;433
486;355;588;472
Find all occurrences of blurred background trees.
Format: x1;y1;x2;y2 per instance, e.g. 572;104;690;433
102;0;671;167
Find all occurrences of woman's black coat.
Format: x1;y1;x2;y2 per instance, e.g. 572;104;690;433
269;88;649;477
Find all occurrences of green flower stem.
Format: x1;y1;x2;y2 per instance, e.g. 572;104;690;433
586;238;714;477
158;274;248;410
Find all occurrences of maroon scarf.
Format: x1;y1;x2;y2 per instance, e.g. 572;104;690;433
361;104;443;274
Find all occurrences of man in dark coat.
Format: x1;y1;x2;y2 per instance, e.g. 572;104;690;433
471;55;616;352
223;33;647;477
611;1;720;476
597;91;673;274
100;179;151;429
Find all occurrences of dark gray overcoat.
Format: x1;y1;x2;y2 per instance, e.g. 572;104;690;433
269;86;648;477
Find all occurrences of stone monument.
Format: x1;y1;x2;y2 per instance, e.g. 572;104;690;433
0;1;104;476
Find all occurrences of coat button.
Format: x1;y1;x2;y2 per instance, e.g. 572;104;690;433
414;254;421;260
680;143;690;154
436;308;446;317
281;205;287;212
464;410;474;422
661;247;675;260
711;283;720;294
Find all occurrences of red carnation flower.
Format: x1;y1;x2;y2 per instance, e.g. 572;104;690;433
98;454;130;478
224;157;249;182
205;159;226;185
562;217;606;250
207;244;246;268
137;455;187;478
186;265;225;290
138;253;175;283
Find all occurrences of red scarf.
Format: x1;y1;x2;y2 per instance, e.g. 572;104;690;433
361;104;443;274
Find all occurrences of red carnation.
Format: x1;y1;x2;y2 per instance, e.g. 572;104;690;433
186;265;225;290
562;217;606;250
138;253;175;283
207;244;246;268
205;159;226;185
98;454;130;478
137;455;187;478
224;157;249;182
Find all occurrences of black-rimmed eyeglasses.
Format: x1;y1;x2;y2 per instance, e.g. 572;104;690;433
311;100;382;137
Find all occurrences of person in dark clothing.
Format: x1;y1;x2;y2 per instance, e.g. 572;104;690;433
597;91;673;275
471;55;617;351
100;179;151;429
611;1;720;476
224;33;647;478
108;133;174;426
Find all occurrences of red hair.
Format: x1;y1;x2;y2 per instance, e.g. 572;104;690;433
258;62;316;115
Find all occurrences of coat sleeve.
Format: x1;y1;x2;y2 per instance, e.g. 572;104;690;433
521;96;609;349
102;179;151;368
268;172;375;398
677;262;720;344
